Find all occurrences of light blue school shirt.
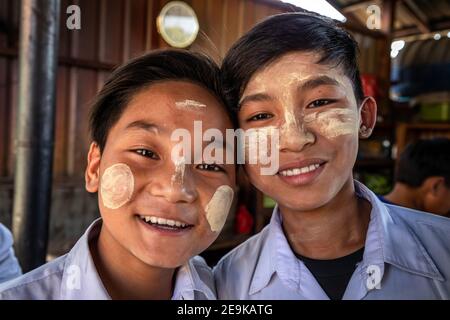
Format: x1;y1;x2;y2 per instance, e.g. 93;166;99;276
0;219;216;300
214;181;450;299
0;223;22;283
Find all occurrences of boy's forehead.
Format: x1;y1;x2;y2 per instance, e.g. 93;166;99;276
244;51;349;92
114;82;230;133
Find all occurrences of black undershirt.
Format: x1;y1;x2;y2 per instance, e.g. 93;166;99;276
295;247;365;300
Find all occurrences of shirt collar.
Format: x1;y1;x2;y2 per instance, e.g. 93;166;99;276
60;218;216;300
249;206;301;295
172;257;216;300
60;218;110;299
249;180;443;296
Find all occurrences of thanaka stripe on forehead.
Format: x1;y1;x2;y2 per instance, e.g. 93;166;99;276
175;99;207;109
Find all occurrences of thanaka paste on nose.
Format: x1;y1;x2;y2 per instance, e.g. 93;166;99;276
100;163;134;210
205;185;234;232
171;156;186;186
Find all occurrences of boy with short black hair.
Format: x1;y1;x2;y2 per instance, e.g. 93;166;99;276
214;12;450;299
0;49;236;299
381;138;450;217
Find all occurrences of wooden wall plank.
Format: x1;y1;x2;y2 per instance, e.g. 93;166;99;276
98;0;124;64
53;66;69;177
72;0;100;61
7;58;17;177
0;57;8;176
72;69;97;178
128;0;148;58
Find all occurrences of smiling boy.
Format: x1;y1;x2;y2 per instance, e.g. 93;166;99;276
0;50;236;299
213;13;450;299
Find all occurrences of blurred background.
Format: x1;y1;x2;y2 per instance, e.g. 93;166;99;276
0;0;449;267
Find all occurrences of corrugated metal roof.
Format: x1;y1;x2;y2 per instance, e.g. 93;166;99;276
334;0;450;37
391;37;450;99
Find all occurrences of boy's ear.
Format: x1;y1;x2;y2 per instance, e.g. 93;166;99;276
85;142;101;193
358;96;377;139
423;176;446;197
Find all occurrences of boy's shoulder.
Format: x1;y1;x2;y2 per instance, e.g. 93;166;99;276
0;219;102;300
0;223;22;283
215;227;270;268
0;223;14;256
0;254;67;300
213;226;271;299
385;203;450;249
383;204;450;283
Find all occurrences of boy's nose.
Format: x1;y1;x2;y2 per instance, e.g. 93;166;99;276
279;116;316;152
147;163;198;203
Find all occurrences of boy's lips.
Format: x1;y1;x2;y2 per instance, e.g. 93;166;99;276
276;158;327;186
135;214;194;234
137;214;194;228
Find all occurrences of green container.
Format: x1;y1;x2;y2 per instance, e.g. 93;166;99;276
263;195;276;208
420;102;450;122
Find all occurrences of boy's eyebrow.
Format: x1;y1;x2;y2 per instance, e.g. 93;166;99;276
238;76;340;109
299;75;340;92
125;120;162;134
238;93;273;110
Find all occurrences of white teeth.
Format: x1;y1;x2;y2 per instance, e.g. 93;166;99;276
279;163;322;176
139;215;188;228
166;220;175;226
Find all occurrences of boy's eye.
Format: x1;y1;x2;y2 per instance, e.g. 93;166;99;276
135;149;159;160
247;113;273;122
196;163;224;172
308;99;335;108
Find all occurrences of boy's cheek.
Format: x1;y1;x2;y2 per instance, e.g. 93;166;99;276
204;185;234;233
99;163;135;210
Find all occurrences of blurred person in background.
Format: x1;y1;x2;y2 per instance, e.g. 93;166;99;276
380;138;450;217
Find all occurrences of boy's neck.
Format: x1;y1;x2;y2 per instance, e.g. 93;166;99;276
90;224;175;300
279;178;371;260
384;183;422;211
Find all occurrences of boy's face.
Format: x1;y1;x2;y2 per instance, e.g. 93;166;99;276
85;81;236;268
238;51;376;212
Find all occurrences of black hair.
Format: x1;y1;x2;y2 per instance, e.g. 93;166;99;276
221;12;365;112
396;138;450;187
90;49;232;151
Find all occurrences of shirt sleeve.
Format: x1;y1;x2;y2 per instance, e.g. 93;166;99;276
0;223;22;283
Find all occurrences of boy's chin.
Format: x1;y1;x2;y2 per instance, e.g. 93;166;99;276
137;253;191;269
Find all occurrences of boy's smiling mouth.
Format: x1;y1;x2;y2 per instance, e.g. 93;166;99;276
137;214;194;231
276;158;327;186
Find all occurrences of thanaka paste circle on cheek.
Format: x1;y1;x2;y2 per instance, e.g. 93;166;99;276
205;185;234;233
100;163;134;210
